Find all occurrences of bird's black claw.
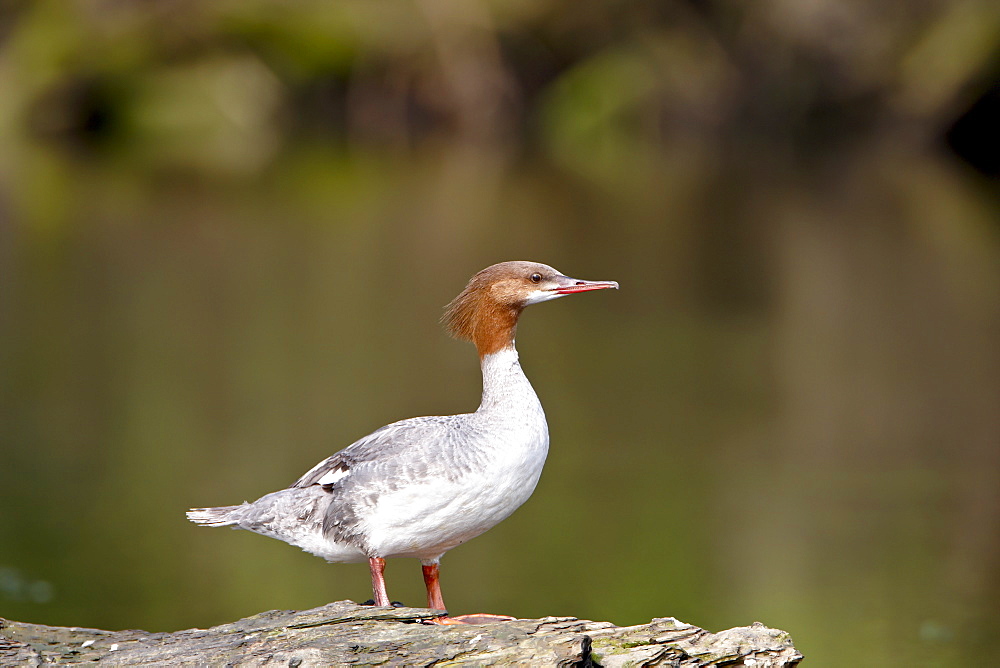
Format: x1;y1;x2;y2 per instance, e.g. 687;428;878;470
361;599;406;607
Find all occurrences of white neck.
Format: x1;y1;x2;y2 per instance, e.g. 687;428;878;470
477;346;541;414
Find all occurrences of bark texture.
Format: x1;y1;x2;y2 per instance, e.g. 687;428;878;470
1;601;802;666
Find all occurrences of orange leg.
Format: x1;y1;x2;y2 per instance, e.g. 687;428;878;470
368;557;390;607
422;562;447;610
421;560;517;625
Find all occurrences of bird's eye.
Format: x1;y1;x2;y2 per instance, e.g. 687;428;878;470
530;273;542;283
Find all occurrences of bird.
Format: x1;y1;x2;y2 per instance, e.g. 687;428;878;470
187;261;618;623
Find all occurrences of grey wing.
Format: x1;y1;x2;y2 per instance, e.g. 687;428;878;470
289;424;396;489
291;453;352;489
286;415;470;547
290;416;458;489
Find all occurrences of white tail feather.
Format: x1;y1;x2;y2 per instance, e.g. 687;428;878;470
186;505;242;527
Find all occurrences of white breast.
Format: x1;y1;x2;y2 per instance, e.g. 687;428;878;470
362;348;549;560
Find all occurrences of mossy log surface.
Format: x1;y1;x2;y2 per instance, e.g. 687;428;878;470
1;601;802;666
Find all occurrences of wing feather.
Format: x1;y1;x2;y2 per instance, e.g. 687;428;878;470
286;414;472;548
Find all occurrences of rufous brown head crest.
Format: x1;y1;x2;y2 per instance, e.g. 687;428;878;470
443;261;618;357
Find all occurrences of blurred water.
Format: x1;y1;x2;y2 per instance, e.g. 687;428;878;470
1;139;998;667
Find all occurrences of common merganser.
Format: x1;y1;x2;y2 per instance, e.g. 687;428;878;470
187;261;618;623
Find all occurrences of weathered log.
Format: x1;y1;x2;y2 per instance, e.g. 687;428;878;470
1;601;802;666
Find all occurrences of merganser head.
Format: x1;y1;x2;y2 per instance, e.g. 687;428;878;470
443;261;618;357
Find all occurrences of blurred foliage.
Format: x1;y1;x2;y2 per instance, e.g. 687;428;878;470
1;0;998;177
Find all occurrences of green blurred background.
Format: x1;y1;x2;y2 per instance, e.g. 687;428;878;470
1;1;999;665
